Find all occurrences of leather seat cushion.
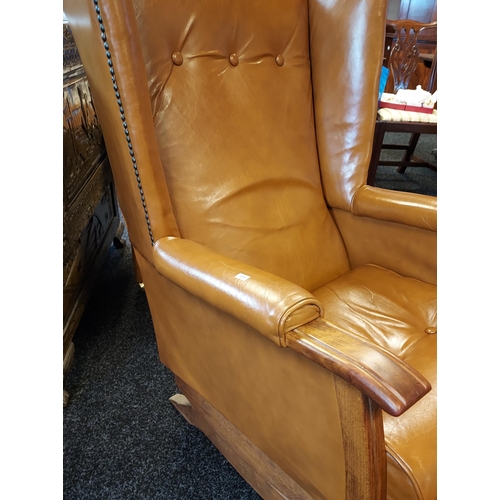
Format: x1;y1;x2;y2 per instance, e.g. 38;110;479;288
313;264;437;500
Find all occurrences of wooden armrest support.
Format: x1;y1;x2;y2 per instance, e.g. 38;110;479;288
286;318;431;416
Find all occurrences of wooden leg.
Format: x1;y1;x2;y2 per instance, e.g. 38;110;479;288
367;122;386;186
398;133;421;173
170;377;315;500
333;377;386;500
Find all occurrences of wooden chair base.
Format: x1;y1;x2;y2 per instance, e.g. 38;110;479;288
170;376;315;500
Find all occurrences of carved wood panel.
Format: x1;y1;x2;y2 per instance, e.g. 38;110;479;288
63;23;121;403
63;76;107;210
63;175;119;346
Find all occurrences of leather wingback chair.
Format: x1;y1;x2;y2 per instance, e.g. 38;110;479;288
63;0;437;498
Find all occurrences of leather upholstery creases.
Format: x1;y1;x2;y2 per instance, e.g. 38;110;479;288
132;0;351;292
153;237;323;345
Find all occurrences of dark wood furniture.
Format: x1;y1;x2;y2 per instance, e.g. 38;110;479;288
367;120;437;186
63;21;123;405
368;19;437;186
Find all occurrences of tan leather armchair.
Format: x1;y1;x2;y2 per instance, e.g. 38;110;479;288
63;0;437;498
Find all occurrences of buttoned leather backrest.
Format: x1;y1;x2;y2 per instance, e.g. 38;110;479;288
132;0;350;291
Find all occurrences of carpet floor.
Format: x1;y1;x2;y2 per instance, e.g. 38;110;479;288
374;132;437;196
63;233;261;499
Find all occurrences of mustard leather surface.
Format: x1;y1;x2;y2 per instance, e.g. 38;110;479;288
152;237;323;345
313;264;436;499
131;0;350;292
137;251;347;500
313;264;436;356
332;208;437;285
384;341;437;500
353;186;437;232
308;0;385;211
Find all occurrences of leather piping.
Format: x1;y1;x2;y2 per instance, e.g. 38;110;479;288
385;443;424;500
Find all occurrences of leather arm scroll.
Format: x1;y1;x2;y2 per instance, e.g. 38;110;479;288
353;185;437;232
286;318;431;416
152;237;323;346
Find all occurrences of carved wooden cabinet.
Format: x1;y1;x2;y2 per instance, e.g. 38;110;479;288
63;21;122;405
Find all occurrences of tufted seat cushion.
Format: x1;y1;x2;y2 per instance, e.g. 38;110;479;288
313;264;437;500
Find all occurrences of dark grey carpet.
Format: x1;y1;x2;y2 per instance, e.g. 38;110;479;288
374;132;437;196
63;133;436;499
63;234;262;499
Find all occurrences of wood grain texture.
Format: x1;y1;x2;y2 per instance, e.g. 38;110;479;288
171;377;315;500
286;318;431;416
333;376;386;500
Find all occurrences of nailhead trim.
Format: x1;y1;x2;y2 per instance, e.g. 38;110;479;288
93;0;155;246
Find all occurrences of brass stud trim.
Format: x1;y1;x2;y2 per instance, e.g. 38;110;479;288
92;0;155;246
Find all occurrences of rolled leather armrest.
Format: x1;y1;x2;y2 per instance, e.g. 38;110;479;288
352;185;437;231
152;237;323;346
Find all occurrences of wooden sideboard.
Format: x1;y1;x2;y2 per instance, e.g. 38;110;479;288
63;21;123;406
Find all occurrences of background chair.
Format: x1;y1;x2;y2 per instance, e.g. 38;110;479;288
397;0;437;24
367;19;437;186
63;0;437;498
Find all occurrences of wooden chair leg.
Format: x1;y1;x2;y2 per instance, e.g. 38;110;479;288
398;133;421;173
367;122;386;186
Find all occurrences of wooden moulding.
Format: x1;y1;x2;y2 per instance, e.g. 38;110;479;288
286;318;431;417
332;376;386;500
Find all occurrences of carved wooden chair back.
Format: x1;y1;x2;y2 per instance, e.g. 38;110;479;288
386;19;437;92
366;19;438;185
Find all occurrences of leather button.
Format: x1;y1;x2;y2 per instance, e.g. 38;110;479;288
229;53;239;66
275;54;284;66
172;51;183;65
424;327;437;335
